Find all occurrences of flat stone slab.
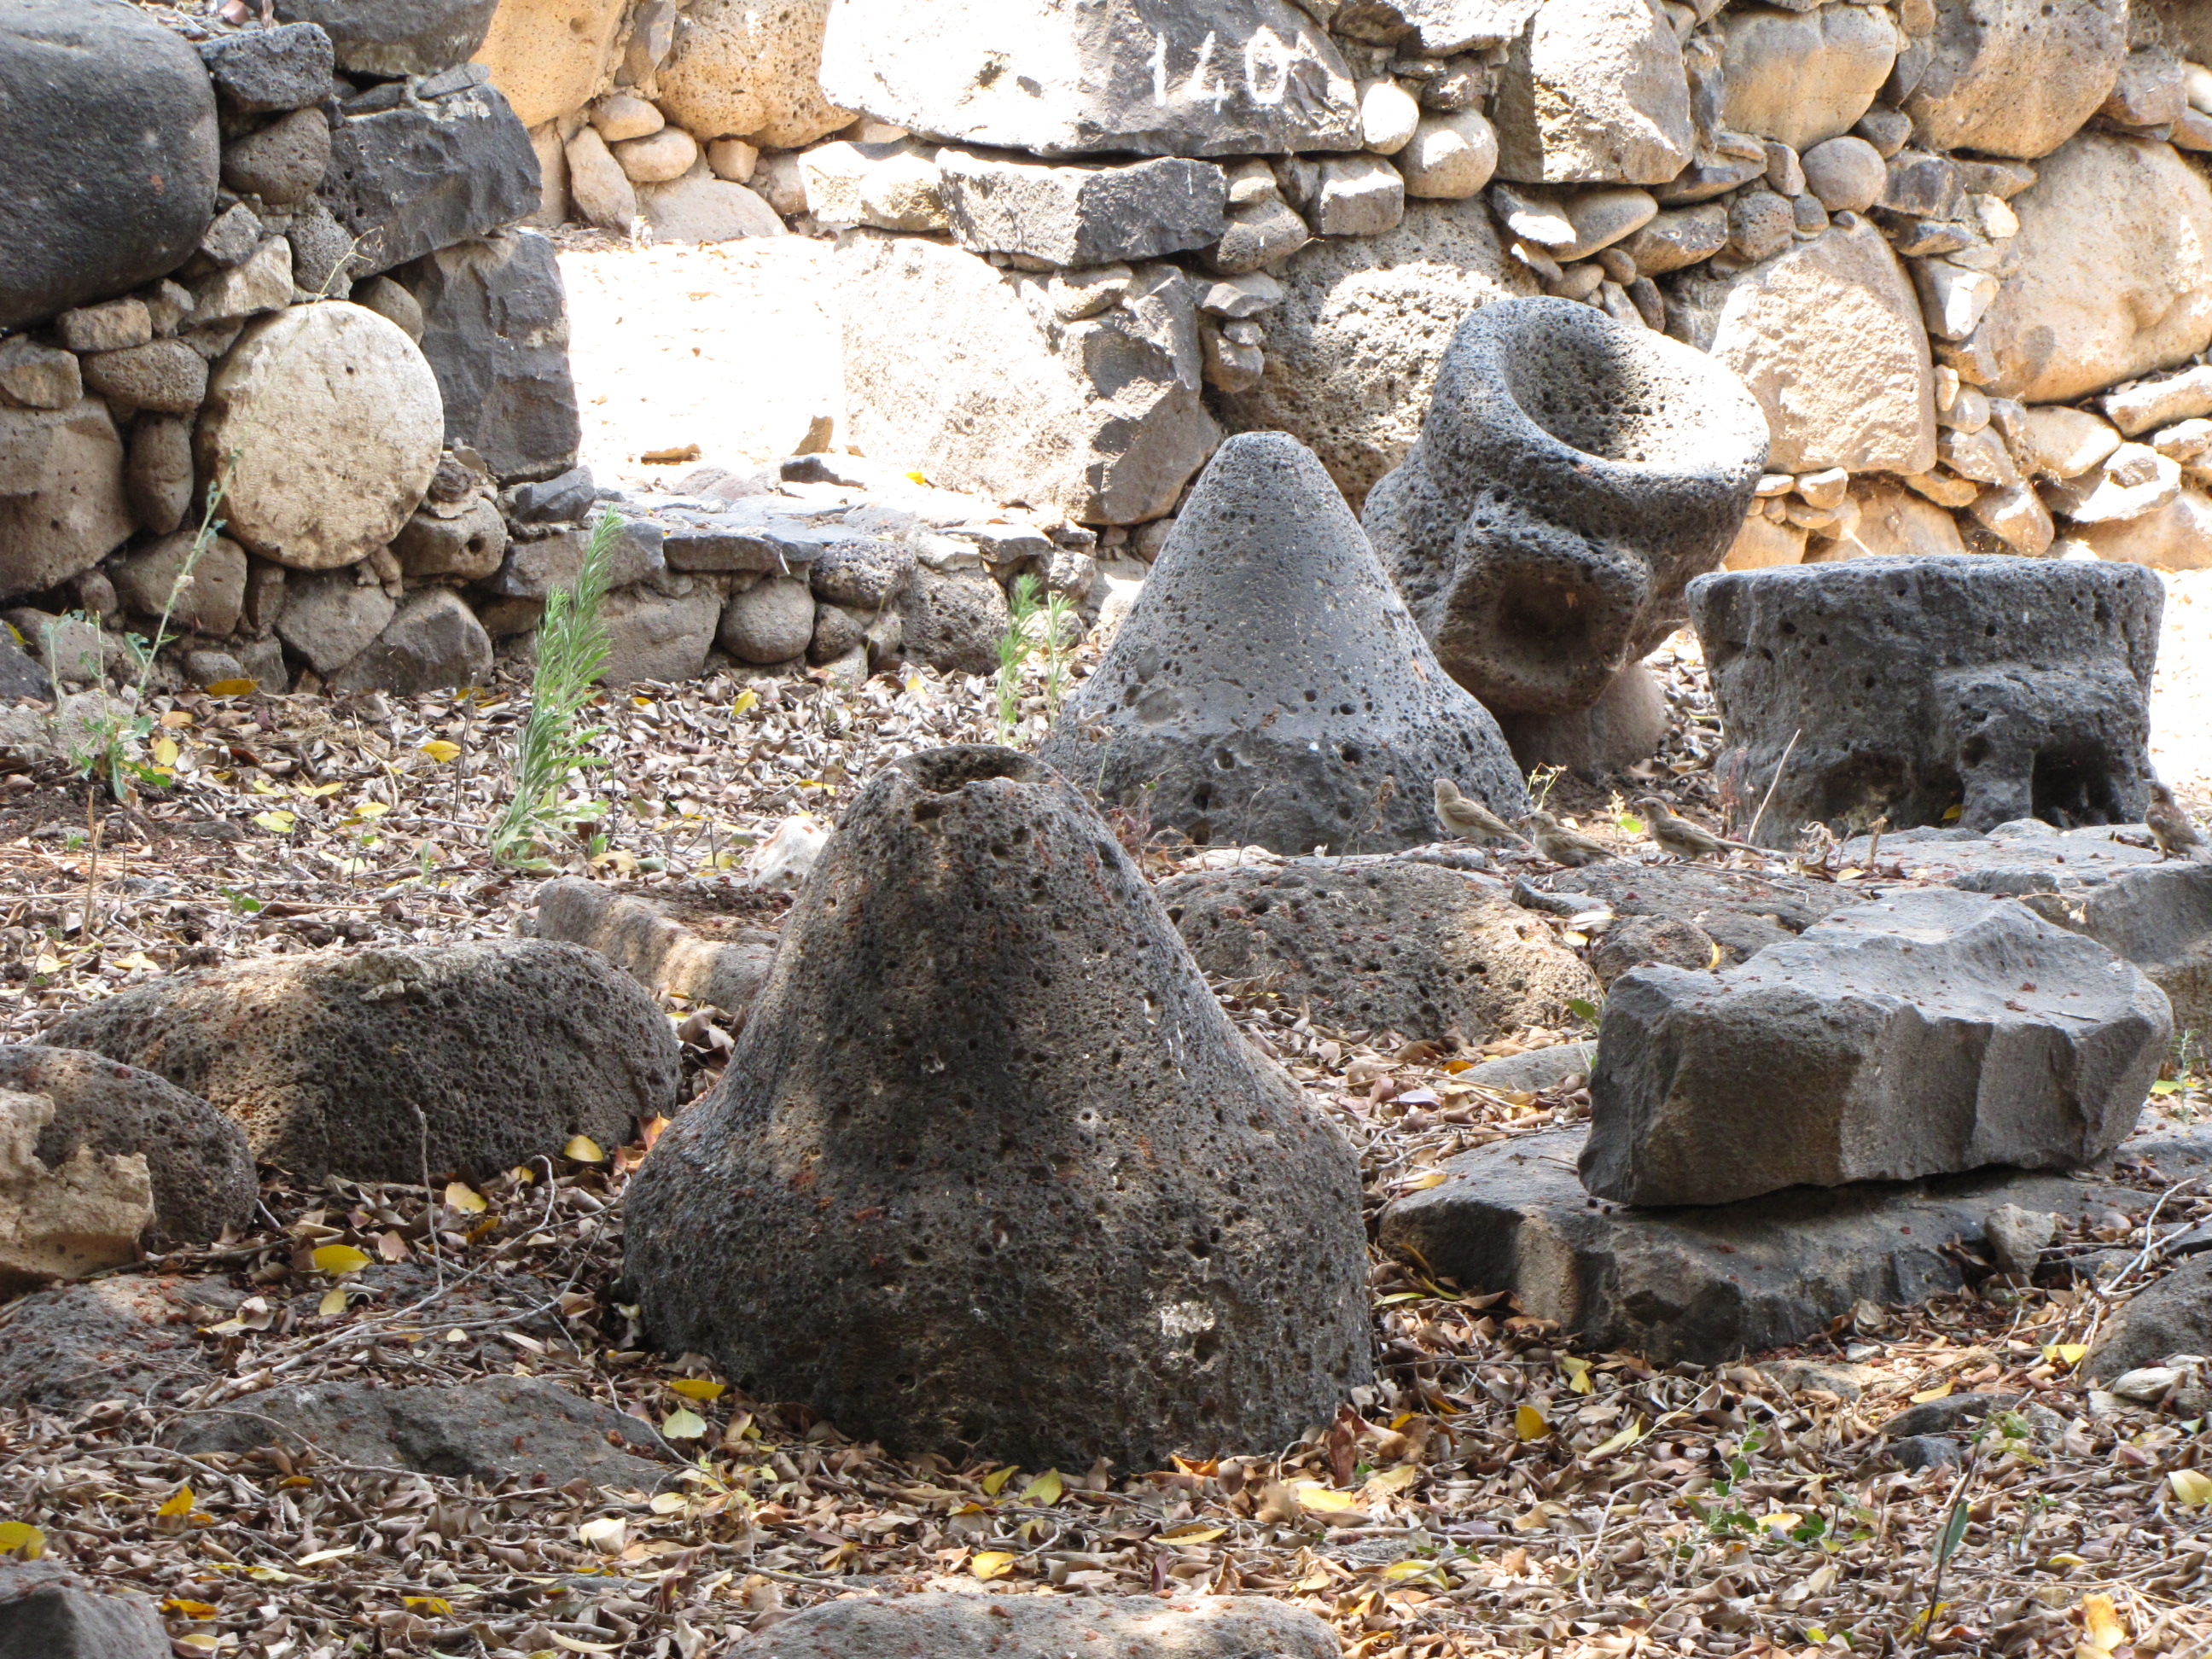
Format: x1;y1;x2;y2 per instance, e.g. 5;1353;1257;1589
738;1592;1340;1657
1521;859;1866;965
1379;1121;2212;1365
1842;820;2212;1054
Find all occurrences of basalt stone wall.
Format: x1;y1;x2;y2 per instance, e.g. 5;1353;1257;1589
484;0;2212;583
0;0;597;701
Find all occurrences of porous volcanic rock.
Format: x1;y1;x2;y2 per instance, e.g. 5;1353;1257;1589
0;1277;223;1410
1521;859;1867;966
1688;556;2162;843
625;747;1371;1469
1363;298;1766;771
737;1593;1340;1659
45;941;679;1184
0;1560;168;1658
0;0;219;330
317;78;539;277
406;230;582;481
0;1046;253;1248
167;1377;670;1488
1156;859;1596;1041
1380;1121;2212;1365
1580;888;2170;1208
1039;433;1524;855
273;0;498;77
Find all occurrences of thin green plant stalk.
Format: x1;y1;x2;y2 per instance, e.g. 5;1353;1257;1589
994;573;1042;740
1040;587;1075;718
492;509;620;865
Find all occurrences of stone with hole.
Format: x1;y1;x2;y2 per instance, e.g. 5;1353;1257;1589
1041;433;1525;855
626;746;1371;1468
1689;556;2162;843
1362;297;1767;772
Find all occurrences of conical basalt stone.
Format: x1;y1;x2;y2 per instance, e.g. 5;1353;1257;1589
625;746;1371;1469
1039;432;1526;854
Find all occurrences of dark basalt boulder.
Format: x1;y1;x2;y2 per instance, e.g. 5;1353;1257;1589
0;1045;254;1247
319;78;539;278
625;746;1371;1469
0;0;219;329
1689;556;2163;846
1364;297;1767;772
273;0;498;78
1039;432;1525;856
44;940;678;1184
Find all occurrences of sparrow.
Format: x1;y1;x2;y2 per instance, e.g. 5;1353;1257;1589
1636;796;1761;862
1433;777;1528;847
1522;808;1615;868
2148;781;2205;860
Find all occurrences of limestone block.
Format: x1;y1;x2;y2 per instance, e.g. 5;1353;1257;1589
818;0;1361;157
1720;3;1898;152
473;0;629;130
1671;218;1937;475
1492;0;1694;184
655;0;853;148
0;399;131;601
938;149;1228;265
198;303;444;571
1903;0;2127;160
835;234;1218;525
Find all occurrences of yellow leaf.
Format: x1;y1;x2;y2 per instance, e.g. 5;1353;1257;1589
352;801;389;819
317;1286;347;1317
2079;1592;2126;1652
1835;867;1864;882
552;1638;621;1655
158;1486;196;1518
249;776;280;795
905;469;929;486
1400;1170;1448;1190
443;1181;487;1214
0;1522;44;1559
980;1465;1016;1497
1941;803;1964;823
731;690;759;717
1019;1469;1063;1505
153;736;179;766
301;782;344;797
1365;1464;1420;1496
1158;1524;1227;1543
2046;1343;2089;1366
576;1516;627;1553
2151;1080;2182;1097
970;1551;1016;1580
1382;1558;1447;1584
662;1408;707;1440
293;1546;356;1567
669;1378;725;1402
649;1493;689;1515
252;810;295;834
403;1596;455;1615
1758;1512;1802;1534
2169;1468;2212;1506
1911;1381;1953;1403
165;1598;220;1617
1289;1482;1359;1512
1588;1419;1644;1459
311;1244;370;1276
564;1135;607;1163
420;740;462;763
175;1638;224;1656
1515;1405;1550;1441
204;678;257;697
1560;1355;1593;1394
2046;1552;2087;1568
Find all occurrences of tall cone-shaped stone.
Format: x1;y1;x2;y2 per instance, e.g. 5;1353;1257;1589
626;747;1371;1468
1041;432;1526;854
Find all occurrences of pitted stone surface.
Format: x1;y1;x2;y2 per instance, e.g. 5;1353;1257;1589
1041;433;1526;855
317;79;539;277
0;1046;253;1248
1362;298;1767;748
1579;888;2171;1208
1157;859;1597;1041
1688;556;2162;844
626;747;1371;1469
0;0;218;330
272;0;498;78
46;941;678;1184
738;1594;1341;1659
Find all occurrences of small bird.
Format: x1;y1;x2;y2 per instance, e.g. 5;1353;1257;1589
1522;808;1615;868
1636;795;1762;863
1434;777;1528;847
2148;781;2205;860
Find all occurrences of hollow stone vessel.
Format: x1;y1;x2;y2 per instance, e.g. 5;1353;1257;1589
624;746;1372;1469
1689;556;2162;846
1039;431;1526;854
1363;297;1768;772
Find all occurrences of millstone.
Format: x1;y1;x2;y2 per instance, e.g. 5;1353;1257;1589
1039;431;1525;856
625;746;1372;1469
